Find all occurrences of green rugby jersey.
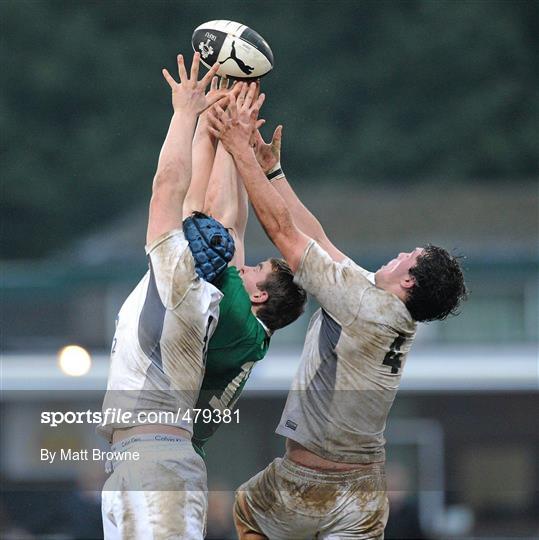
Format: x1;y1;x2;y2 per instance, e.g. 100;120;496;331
193;266;270;456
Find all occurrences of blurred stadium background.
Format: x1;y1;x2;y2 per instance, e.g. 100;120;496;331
1;1;538;538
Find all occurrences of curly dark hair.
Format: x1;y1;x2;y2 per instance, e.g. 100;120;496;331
405;245;467;322
256;258;307;332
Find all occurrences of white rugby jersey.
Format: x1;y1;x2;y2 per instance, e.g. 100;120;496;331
98;229;222;441
276;241;416;463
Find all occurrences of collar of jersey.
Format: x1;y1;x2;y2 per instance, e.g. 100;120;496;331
255;316;272;337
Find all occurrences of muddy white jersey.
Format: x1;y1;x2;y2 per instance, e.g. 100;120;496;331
98;228;222;441
276;241;416;463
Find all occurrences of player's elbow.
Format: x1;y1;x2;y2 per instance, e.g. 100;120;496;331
151;170;187;205
152;161;189;193
272;228;304;273
152;167;177;194
152;165;173;191
308;217;327;245
313;229;331;249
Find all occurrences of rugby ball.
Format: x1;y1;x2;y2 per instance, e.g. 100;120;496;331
192;20;274;79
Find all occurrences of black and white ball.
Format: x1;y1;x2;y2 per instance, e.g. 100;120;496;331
192;20;274;79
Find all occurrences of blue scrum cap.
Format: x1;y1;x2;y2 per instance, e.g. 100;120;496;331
182;212;235;283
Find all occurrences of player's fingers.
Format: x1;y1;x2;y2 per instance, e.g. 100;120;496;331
213;101;228;120
253;79;261;100
206;109;220;128
207;125;221;138
177;54;188;83
252;120;265;143
218;100;235;124
249;108;260;126
207;107;225;128
228;96;239;121
214;100;226;113
252;93;265;113
229;82;243;98
237;83;248;108
210;115;225;132
210;76;218;93
274;125;283;144
219;77;229;90
205;90;228;109
162;68;176;88
201;61;220;88
217;96;229;112
250;91;265;116
190;52;201;82
245;82;257;108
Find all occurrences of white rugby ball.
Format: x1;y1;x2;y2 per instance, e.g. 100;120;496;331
192;20;274;79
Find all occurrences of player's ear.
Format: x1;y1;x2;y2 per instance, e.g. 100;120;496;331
400;275;416;290
250;290;269;304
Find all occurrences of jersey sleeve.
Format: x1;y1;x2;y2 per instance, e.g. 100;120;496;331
342;257;376;285
144;228;197;309
293;240;374;327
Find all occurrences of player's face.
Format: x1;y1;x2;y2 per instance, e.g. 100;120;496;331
375;248;424;285
239;260;273;297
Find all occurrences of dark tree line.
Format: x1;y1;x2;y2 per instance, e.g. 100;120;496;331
2;0;537;258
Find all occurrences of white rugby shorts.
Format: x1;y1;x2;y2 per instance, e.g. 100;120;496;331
235;457;388;539
102;434;207;540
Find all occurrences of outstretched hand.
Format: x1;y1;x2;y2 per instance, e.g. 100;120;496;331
204;76;234;113
207;82;266;155
253;125;282;173
199;76;242;143
162;52;225;115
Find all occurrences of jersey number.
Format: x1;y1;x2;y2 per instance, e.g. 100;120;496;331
383;335;406;374
209;362;254;411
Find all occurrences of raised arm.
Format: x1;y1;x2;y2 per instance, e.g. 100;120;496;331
208;85;310;272
202;142;248;267
252;126;346;262
182;78;235;219
203;84;265;268
146;52;222;245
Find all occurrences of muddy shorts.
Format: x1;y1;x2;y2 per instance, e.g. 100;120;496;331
235;457;388;539
101;434;207;540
